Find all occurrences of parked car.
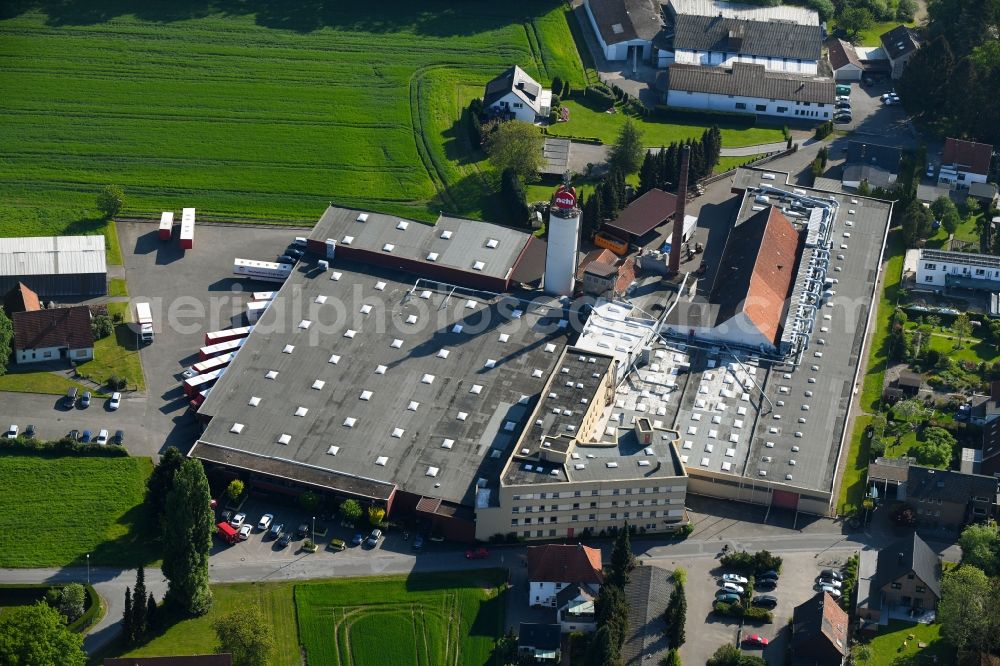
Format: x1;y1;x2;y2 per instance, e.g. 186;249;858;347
351;533;365;546
95;429;109;445
883;96;900;106
24;424;35;439
818;577;843;588
290;236;307;248
68;429;80;441
836;84;851;96
108;392;121;410
835;101;851;109
277;531;292;548
722;573;748;585
284;247;304;260
466;547;489;559
366;529;383;548
759;570;779;580
80;430;93;443
80;391;91;408
3;424;18;438
716;593;742;604
820;584;842;598
743;634;769;647
296;523;310;539
752;595;778;609
230;512;246;528
412;534;424;550
836;95;850;103
64;387;78;408
268;523;283;540
237;524;252;541
721;582;745;594
821;569;844;581
257;514;274;531
277;254;298;264
756;579;777;591
112;430;124;446
834;114;852;124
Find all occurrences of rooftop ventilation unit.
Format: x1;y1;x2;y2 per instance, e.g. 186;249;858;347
294;407;308;417
437;349;450;358
392;428;405;438
396;220;408;230
426;252;438;262
442;439;454;449
357;213;368;222
360;390;373;401
312;380;325;390
265;370;278;380
391;339;403;349
329;354;341;364
375;281;386;291
343;417;356;427
375;456;388;466
382;243;394;252
441;230;453;239
327;446;340;455
248;396;261;407
277;433;291;445
230;423;244;434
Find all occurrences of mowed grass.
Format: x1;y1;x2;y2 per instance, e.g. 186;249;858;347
76;324;147;391
0;454;156;567
296;570;507;666
862;620;952;665
0;370;92;396
0;1;585;231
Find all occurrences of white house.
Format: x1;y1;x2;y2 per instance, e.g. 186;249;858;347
584;0;667;65
915;248;1000;290
527;544;604;608
12;305;94;365
483;66;552;123
666;62;835;120
556;584;598;633
939;137;993;188
670;14;822;74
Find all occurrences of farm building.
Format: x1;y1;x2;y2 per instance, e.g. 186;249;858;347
0;235;107;298
3;282;41;317
482;66;552;123
583;0;667;65
12;305;93;364
666;0;819;26
665;63;834;120
880;24;922;79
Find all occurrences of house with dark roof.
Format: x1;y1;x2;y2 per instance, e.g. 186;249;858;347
791;592;849;666
940;138;994;188
556;583;597;633
2;282;41;317
527;544;604;607
880;25;921;78
826;37;862;82
665;62;834;121
842;141;902;190
670;14;822;74
518;623;562;662
12;305;93;365
856;533;941;624
583;0;667;65
482;66;552;124
902;464;999;529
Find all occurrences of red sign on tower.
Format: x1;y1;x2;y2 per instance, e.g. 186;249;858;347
553;184;577;210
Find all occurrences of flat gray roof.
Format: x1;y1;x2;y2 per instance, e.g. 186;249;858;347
0;235;106;276
194;258;573;506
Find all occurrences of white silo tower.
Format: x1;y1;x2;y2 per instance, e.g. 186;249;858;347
544;184;581;296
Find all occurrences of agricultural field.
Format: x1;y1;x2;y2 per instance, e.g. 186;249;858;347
296;570;507;666
0;0;586;232
0;454;156;567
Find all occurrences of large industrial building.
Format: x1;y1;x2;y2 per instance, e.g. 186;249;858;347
0;235;107;298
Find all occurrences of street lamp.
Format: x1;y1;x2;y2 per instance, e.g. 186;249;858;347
312;516;315;546
86;553;90;585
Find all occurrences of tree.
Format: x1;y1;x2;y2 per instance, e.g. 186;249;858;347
609;524;635;587
146;447;185;530
892;398;927;429
162;459;214;616
226;479;244;502
839;7;874;40
706;643;743;666
57;583;86;624
122;587;134;645
664;581;686;647
586;626;622;666
132;566;148;639
594;584;630;650
942;210;961;235
662;648;682;666
608;119;645;175
931;195;958;220
952;313;973;348
298;490;320;512
638;150;659;195
938;565;997;653
901;199;934;246
484;121;543;181
146;592;157;631
959;520;1000;576
914;427;956;468
91;313;114;340
96;184;125;219
213;606;274;666
0;602;86;666
500;168;530;226
0;309;12;377
965;196;981;216
339;499;362;523
368;505;385;526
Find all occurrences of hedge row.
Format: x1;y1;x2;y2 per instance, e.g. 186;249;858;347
68;584;103;633
0;437;128;457
713;601;773;623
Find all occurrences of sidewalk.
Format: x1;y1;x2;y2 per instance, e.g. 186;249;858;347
719;141;790;157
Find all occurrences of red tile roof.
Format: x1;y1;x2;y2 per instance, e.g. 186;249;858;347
943;138;994;177
605;188;677;238
3;282;41;315
826;37;861;70
527;544;604;584
577;249;618;279
104;656;233;666
12;305;93;352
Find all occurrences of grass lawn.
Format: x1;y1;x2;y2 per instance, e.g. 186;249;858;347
905;325;999;364
108;278;128;298
0;1;585;231
0;454;156;567
296;570;507;666
924;211;982;249
839;415;873;513
76;324;146;391
861;621;953;665
838;19;919;48
0;370;93;397
547;99;785;148
715;154;766;173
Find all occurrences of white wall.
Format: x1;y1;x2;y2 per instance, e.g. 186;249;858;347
16;346;93;364
487;91;538;123
583;0;612;59
530;581;563;607
833;64;863;81
674;49;819;74
916;255;1000;288
666;89;832;121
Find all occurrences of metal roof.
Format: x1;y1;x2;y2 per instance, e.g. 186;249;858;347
667;0;819;25
0;235;106;277
666;63;834;105
671;14;822;61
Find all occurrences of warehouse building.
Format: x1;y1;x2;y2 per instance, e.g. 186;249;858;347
0;235;107;298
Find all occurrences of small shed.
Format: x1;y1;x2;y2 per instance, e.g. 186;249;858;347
603;188;678;244
897;371;922;395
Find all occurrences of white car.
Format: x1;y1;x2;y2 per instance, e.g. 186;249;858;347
820;584;842;598
237;524;252;541
722;574;748;585
721;582;745;594
109;392;121;410
836;95;850;103
230;512;246;528
257;514;274;531
3;424;18;438
95;429;109;445
818;577;843;588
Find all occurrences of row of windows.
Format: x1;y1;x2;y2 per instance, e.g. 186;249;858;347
512;498;678;512
924;262;998;278
512;510;665;526
518;524;661;539
512;486;681;500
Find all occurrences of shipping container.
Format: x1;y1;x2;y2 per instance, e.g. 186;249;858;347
233;258;293;283
198;337;245;361
191;352;234;375
189;388;212;412
135;302;154;343
246;300;269;323
594;232;629;256
183;368;224;396
180;207;195;249
159;211;174;241
203;325;254;346
251;291;276;302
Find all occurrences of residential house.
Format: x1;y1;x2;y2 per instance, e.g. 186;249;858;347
104;656;233;666
856;533;941;623
670;14;822;74
483;66;552;123
584;0;667;65
914;248;1000;291
791;592;849;666
940;138;994;188
527;543;604;607
556;583;597;633
2;282;41;317
880;25;921;79
517;623;561;663
842;140;902;190
577;249;637;297
665;62;834;121
902;465;998;529
12;305;94;365
826;37;862;82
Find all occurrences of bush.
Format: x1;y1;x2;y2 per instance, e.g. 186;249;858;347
299;490;320;512
678;523;694;538
58;583;86;623
226;479;244;502
339;498;362;523
585;85;616;110
551;77;563;100
91;314;113;340
367;505;385;526
713;601;773;623
720;550;782;576
550;93;561;109
96;184;125;219
0;436;128;457
814;121;833;140
107;374;126;391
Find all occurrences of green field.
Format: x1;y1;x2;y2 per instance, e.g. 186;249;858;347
0;370;93;396
860;620;952;665
296;570;507;666
0;1;586;230
0;454;156;567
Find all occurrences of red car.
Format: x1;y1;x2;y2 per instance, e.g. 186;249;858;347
743;634;769;648
465;547;489;559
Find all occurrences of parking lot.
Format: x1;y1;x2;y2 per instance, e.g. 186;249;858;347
679;551;852;666
838;79;915;147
